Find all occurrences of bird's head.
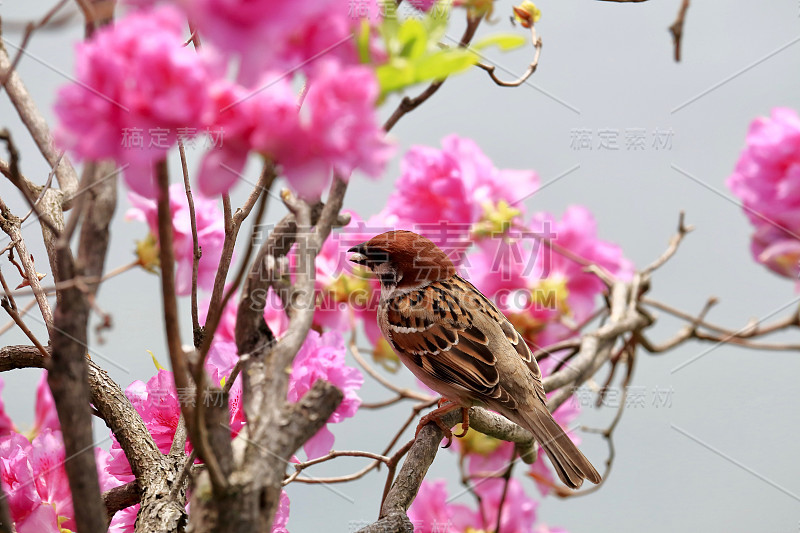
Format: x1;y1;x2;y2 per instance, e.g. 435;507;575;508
348;230;456;289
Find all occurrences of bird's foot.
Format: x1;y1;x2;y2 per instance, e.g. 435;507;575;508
452;407;470;438
415;401;469;448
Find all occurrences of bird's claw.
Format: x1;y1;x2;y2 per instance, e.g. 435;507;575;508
415;401;470;448
452;407;470;438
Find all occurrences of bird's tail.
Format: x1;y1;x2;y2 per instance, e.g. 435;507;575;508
514;404;601;489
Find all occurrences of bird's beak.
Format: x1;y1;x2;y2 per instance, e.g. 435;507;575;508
348;244;368;266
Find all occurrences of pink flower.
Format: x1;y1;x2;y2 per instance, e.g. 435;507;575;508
378;135;537;263
197;76;298;196
127;183;226;295
408;478;539;533
0;380;15;437
33;371;59;436
186;0;372;85
272;490;291;533
200;64;392;199
125;370;183;454
464;205;633;348
286;61;392;197
0;430;126;533
529;205;634;326
750;225;800;279
200;286;289;344
407;480;467;533
472;477;538;533
408;0;437;10
727;108;800;279
54;6;218;197
287;330;363;458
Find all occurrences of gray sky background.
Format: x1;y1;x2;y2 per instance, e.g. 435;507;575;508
2;0;800;531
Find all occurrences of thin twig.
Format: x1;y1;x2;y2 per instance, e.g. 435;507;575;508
494;446;517;533
0;296;48;357
477;25;542;87
0;0;72;86
179;140;202;340
382;16;482;132
0;298;36;335
669;0;690;62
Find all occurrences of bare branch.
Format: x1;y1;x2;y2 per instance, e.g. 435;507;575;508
669;0;690;62
0;197;54;331
641;211;693;276
383;15;482;132
0;40;79;202
477;25;542;87
179;140;202;338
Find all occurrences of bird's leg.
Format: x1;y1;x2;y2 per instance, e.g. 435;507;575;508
416;400;463;448
452;407;470;438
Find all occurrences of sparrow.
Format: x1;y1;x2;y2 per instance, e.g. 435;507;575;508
348;230;601;489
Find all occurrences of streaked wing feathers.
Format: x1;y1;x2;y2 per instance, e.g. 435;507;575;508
384;275;542;409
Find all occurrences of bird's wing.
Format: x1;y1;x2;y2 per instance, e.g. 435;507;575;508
383;276;542;408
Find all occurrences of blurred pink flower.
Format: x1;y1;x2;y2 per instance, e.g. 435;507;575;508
127;183;226;295
197;76;298;196
407;480;469;533
408;477;539;533
200;64;391;200
33;371;59;436
200;286;289;344
290;62;392;191
54;6;217;197
288;330;363;458
534;525;570;533
272;490;291;533
378;135;537;263
472;477;539;533
408;0;437;10
186;0;374;85
727;107;800;280
750;225;800;279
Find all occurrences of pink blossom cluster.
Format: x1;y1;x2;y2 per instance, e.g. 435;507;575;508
377;135;539;264
727;108;800;279
0;373;131;532
408;478;541;533
199;61;392;198
127;183;226;294
54;1;393;201
54;6;218;197
466;205;634;347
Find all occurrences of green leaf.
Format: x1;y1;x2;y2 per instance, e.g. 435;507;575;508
472;33;527;52
370;2;528;99
376;60;418;93
397;19;428;59
356;20;372;64
414;49;479;81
